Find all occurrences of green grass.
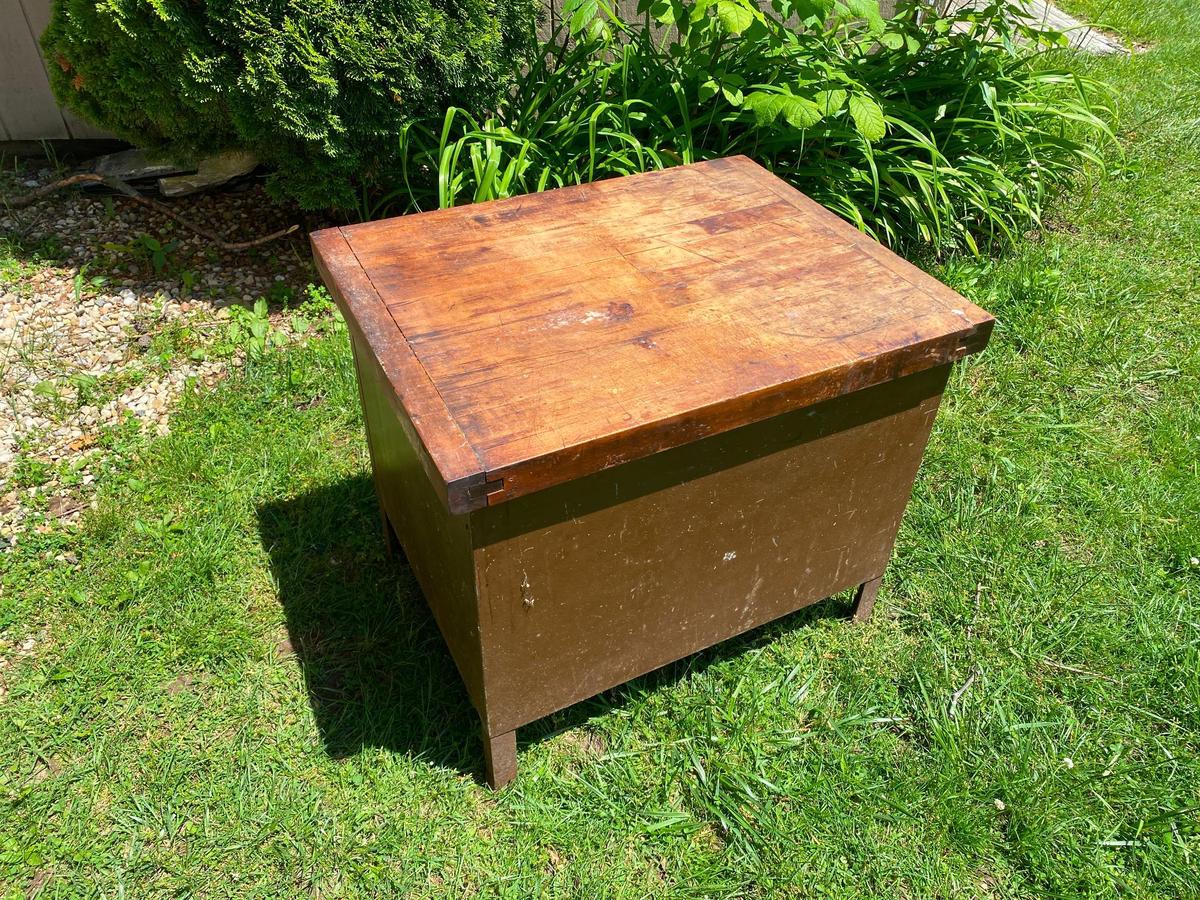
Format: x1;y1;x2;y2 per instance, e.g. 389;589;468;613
2;1;1199;895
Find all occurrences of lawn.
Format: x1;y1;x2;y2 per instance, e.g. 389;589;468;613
2;0;1198;895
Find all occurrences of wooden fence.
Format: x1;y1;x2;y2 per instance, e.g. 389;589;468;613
540;0;643;35
0;0;109;140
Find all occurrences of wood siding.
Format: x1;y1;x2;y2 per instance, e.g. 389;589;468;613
0;0;110;140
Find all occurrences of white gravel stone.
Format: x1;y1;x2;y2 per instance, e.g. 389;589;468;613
0;162;319;539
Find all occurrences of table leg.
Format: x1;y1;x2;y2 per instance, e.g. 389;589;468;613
482;726;517;789
379;505;400;560
852;575;883;624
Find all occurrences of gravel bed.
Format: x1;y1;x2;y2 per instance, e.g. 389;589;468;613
0;159;327;546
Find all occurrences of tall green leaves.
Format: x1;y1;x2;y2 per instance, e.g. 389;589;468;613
385;36;678;213
388;0;1114;255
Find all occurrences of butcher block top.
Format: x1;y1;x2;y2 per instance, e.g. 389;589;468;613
311;155;993;514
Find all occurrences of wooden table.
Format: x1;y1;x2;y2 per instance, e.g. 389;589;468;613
311;156;993;788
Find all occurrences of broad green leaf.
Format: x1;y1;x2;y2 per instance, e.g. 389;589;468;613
698;78;720;103
879;31;904;50
779;94;823;128
561;0;599;34
791;0;836;23
714;0;756;34
743;92;785;127
848;93;886;140
843;0;885;33
586;16;612;40
743;91;823;129
643;0;681;25
815;88;847;115
33;380;59;399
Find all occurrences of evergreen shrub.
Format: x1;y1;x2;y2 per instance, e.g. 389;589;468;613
42;0;540;208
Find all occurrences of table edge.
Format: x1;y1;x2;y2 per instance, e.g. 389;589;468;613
473;160;995;506
479;320;992;506
310;227;496;513
313;159;995;514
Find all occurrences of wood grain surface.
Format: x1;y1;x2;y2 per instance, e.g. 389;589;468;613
311;156;993;512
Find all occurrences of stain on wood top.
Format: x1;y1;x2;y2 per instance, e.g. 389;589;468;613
311;156;993;513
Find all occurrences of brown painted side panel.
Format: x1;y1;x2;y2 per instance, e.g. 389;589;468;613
348;330;487;713
470;365;949;734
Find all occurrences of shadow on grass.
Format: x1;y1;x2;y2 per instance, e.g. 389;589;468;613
258;474;852;783
257;475;479;777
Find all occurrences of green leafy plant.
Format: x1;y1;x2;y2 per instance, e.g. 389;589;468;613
225;299;287;360
32;380;61;401
132;511;185;543
69;372;100;408
133;234;178;276
42;0;541;210
389;0;1114;254
8;455;52;491
289;285;346;339
199;287;338;363
100;234;178;277
378;27;681;218
72;263;107;304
